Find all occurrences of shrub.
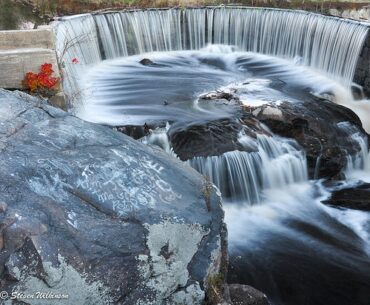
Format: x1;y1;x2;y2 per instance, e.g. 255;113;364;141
23;63;59;96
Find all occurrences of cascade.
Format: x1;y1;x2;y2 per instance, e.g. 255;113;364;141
337;122;370;175
188;133;308;204
140;126;307;205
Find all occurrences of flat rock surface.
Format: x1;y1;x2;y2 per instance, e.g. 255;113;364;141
0;90;226;305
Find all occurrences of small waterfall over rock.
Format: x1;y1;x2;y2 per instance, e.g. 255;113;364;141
142;126;307;205
140;123;178;158
54;7;369;106
337;122;370;176
347;132;370;172
188;133;308;204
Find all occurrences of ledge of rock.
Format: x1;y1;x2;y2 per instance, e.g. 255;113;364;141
322;183;370;211
168;116;271;161
0;89;226;305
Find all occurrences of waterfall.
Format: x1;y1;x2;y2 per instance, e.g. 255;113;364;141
53;7;369;107
140;123;178;158
337;122;370;174
188;134;308;205
92;7;368;84
53;14;102;104
138;126;307;205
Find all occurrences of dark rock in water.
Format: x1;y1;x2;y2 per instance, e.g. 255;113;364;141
198;90;241;106
169;119;244;161
250;100;368;179
114;125;147;139
322;183;370;211
228;284;270;305
0;89;227;305
115;122;166;140
168;116;270;161
139;58;154;66
139;58;166;67
351;84;365;100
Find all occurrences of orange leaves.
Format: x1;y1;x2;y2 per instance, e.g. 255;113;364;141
23;63;59;92
38;73;58;89
24;72;39;91
40;63;54;76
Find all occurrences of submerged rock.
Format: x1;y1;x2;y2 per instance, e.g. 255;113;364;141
139;58;166;67
0;89;226;305
139;58;154;66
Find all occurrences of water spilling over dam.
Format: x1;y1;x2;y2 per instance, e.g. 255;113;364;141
54;7;370;104
53;7;370;305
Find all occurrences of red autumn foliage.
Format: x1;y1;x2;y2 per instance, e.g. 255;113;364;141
40;63;54;75
24;72;39;92
23;63;59;92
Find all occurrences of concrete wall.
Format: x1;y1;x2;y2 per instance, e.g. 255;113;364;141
0;29;55;49
0;29;60;89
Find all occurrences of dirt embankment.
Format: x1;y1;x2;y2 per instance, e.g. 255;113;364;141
1;0;369;30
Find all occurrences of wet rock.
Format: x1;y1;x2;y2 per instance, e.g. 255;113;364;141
322;183;370;211
0;201;7;213
198;90;241;106
139;58;154;66
250;99;368;179
0;89;226;305
115;122;166;140
228;284;270;305
139;58;166;67
168;116;270;161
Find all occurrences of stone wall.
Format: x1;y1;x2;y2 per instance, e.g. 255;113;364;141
354;29;370;98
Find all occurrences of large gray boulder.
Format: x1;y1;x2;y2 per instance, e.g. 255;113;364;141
0;90;226;305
